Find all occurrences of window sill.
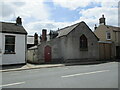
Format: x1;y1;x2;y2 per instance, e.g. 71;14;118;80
106;39;111;41
4;52;16;54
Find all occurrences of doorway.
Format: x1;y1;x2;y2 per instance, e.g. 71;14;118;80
44;45;52;62
116;46;120;59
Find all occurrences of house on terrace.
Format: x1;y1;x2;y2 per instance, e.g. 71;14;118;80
94;15;120;60
0;17;27;65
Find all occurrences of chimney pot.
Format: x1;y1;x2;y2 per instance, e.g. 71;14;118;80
99;14;106;25
34;33;38;45
94;24;97;30
102;14;104;18
16;16;22;25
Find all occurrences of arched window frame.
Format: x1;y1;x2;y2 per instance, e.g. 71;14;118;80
80;34;88;51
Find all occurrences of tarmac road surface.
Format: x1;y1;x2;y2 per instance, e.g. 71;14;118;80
2;62;119;88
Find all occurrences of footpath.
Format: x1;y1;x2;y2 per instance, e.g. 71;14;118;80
0;63;65;72
0;60;116;72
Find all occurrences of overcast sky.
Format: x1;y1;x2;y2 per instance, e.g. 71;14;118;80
1;0;119;35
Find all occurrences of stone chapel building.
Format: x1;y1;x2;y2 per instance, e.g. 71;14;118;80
36;21;99;64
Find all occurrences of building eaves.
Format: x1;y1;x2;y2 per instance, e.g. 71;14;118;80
106;25;120;31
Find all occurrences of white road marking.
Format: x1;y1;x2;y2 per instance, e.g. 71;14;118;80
62;70;110;78
0;82;25;87
81;62;117;68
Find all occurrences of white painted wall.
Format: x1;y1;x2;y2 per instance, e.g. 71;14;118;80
1;33;26;65
0;33;2;65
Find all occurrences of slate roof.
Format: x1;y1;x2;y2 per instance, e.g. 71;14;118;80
57;23;79;38
0;22;27;34
56;21;99;40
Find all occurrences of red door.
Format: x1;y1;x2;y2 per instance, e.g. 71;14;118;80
44;46;51;62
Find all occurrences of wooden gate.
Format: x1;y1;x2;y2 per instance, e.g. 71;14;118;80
99;43;111;60
44;45;51;62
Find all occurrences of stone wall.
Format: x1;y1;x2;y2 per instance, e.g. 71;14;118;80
38;22;99;64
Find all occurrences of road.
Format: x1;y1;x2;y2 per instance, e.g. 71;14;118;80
1;62;119;88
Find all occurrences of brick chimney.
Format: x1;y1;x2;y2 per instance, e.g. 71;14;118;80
34;33;38;45
41;29;47;42
99;14;106;25
16;16;22;25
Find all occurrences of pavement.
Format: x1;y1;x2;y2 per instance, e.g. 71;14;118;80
0;60;116;72
0;63;65;72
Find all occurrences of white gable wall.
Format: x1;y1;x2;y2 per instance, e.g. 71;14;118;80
1;33;26;65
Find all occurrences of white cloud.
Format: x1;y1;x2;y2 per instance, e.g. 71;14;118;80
1;0;50;21
51;0;119;31
52;0;96;10
16;1;50;20
1;0;119;35
24;20;71;35
78;6;118;30
22;0;118;34
52;0;119;10
100;0;119;8
1;0;54;35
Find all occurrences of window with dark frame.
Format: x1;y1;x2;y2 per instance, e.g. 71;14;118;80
5;35;15;54
80;34;88;50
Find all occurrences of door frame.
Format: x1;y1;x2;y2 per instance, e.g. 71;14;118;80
44;45;52;62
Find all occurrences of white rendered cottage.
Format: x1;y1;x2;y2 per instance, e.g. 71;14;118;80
0;17;27;65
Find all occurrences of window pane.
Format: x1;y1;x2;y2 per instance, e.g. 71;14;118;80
5;36;15;44
5;45;15;53
80;35;88;49
106;32;111;40
5;35;15;53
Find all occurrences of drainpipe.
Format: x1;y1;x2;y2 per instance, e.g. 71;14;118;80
25;35;27;64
